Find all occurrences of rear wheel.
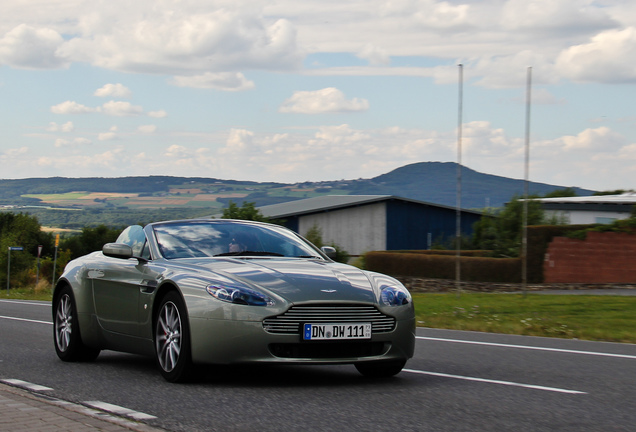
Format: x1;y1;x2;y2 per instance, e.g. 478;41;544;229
155;291;193;382
53;286;100;362
355;360;406;378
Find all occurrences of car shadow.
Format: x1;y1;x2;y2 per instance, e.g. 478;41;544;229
193;363;411;389
87;351;411;388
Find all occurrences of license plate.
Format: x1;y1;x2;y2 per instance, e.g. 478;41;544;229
303;323;372;340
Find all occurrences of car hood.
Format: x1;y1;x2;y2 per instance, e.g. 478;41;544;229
181;258;378;304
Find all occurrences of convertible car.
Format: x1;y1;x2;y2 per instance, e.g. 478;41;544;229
53;219;415;382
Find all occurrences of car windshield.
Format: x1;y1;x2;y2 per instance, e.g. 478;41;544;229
151;221;322;260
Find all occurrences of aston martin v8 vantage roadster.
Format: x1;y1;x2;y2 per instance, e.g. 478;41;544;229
53;219;415;382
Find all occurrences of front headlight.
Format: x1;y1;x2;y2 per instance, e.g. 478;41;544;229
206;285;274;306
380;285;411;306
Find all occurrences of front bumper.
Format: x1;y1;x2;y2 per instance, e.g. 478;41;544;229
189;316;415;365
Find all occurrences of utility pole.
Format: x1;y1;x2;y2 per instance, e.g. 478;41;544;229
522;67;532;296
455;64;464;298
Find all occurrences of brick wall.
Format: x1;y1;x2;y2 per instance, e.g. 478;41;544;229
544;231;636;283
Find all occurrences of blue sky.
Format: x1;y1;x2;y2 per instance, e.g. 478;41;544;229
1;0;635;191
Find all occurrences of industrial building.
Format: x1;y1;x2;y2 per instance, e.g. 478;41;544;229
259;195;483;255
534;193;635;225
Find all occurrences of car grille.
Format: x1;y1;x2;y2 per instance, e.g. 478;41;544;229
262;304;396;335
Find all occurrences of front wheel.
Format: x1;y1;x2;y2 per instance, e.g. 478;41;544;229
155;291;193;382
53;286;100;362
355;360;406;378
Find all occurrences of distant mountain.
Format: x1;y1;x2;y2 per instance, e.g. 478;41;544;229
343;162;596;208
0;162;596;211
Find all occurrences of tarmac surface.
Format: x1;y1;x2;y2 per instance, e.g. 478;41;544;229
0;381;164;432
3;286;635;431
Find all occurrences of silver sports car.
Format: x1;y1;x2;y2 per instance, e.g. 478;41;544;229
53;219;415;382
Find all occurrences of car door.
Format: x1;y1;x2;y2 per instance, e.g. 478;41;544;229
91;258;147;336
91;225;149;337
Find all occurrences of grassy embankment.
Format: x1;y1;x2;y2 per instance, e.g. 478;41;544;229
413;292;636;343
3;288;635;343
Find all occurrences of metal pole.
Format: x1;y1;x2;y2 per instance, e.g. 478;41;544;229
36;245;42;285
51;234;59;288
51;245;58;288
6;247;10;293
456;64;464;298
522;67;532;296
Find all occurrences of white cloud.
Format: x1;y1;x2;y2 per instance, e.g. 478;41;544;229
164;144;191;159
50;101;96;114
98;132;119;141
219;129;255;154
536;127;626;153
1;146;29;157
47;121;74;132
148;110;168;118
556;27;636;83
94;83;132;98
54;137;92;148
98;127;119;141
0;24;68;69
138;125;157;133
471;51;559;88
36;147;129;173
56;4;303;75
171;72;255;91
357;44;390;66
500;0;617;34
100;100;144;116
1;0;629;86
279;88;370;114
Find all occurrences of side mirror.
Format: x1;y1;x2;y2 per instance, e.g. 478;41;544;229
321;246;337;259
103;243;133;259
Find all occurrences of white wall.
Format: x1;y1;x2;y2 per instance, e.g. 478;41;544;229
298;202;387;255
545;210;630;225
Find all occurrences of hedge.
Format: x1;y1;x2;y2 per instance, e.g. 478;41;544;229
365;251;521;283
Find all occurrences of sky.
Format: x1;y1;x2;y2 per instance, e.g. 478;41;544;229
0;0;635;192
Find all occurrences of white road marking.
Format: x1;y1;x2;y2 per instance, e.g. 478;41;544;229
84;401;157;420
0;299;50;307
404;369;587;394
1;379;53;391
0;315;52;325
417;336;636;360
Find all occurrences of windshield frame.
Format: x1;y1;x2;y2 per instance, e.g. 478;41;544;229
148;219;328;261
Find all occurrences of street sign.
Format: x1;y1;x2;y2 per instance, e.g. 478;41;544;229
9;247;23;251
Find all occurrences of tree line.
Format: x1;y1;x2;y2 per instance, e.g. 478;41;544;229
4;189;632;291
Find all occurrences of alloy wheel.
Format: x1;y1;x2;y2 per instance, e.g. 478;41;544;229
55;294;73;352
156;301;182;372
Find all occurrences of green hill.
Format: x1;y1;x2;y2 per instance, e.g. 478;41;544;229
345;162;595;208
0;162;597;228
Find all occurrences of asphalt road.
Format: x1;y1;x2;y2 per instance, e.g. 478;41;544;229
2;298;636;431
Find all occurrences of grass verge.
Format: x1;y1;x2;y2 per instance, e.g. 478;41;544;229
3;288;635;343
413;292;636;343
1;286;53;302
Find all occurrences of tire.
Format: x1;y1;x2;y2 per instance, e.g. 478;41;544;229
355;360;406;378
53;286;100;362
154;291;193;383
